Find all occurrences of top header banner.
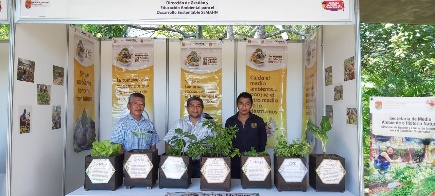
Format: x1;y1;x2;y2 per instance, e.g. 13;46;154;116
17;0;354;24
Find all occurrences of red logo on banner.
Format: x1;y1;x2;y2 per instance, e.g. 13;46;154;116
322;0;345;11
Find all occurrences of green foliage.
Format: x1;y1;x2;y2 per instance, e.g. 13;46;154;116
132;128;151;145
306;116;331;154
243;147;268;157
361;23;435;187
188;120;240;158
91;140;121;157
0;24;9;40
274;135;311;158
166;128;197;156
77;24;128;38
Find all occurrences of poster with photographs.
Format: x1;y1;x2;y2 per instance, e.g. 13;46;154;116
37;84;51;105
19;105;31;134
334;84;343;101
17;57;35;83
52;105;61;130
344;56;355;81
325;66;332;86
53;65;64;85
326;105;333;124
346;107;357;126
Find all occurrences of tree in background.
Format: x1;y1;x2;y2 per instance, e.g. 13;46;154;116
78;24;309;40
0;24;9;39
360;23;435;188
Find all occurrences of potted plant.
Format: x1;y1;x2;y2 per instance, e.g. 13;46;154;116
189;120;240;192
159;128;197;189
273;135;311;192
240;147;271;189
306;116;346;192
84;140;123;191
123;128;158;189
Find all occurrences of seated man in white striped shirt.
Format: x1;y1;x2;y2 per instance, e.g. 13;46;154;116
163;96;213;178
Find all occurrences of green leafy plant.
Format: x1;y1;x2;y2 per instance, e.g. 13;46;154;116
166;128;197;156
90;140;121;157
274;135;311;157
188;120;240;158
243;147;268;156
306;116;332;154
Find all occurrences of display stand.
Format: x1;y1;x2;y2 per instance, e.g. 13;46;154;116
68;178;355;196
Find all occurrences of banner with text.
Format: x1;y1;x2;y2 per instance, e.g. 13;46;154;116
112;38;154;123
180;40;222;122
302;30;318;140
246;39;288;148
371;97;435;139
73;30;96;152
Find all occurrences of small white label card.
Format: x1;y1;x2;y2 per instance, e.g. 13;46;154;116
201;158;230;183
242;157;271;181
124;154;153;179
278;158;308;182
86;159;115;183
316;159;346;184
161;156;187;179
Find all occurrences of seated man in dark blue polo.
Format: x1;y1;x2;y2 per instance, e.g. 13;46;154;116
225;92;267;179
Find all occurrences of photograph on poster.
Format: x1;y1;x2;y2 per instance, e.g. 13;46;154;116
250;48;266;67
346;107;357;125
52;105;61;130
53;65;64;85
334;84;343;101
325;66;332;86
19;105;31;134
369;135;435;195
344;56;355;81
326;105;333;124
37;84;51;105
73;109;96;152
17;57;35;83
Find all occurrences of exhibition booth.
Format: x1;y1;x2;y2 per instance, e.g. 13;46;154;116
1;0;362;196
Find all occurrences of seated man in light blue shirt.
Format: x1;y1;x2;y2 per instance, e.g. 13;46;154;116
111;93;160;153
163;96;213;178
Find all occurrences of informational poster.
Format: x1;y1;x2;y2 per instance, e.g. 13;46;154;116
20;0;51;18
155;0;219;19
245;39;287;147
369;97;435;195
73;30;96;152
302;29;318;140
0;0;8;21
180;40;222;121
112;38;154;123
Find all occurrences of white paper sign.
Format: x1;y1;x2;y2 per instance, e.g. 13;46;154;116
85;159;115;184
161;156;187;179
201;158;230;183
278;158;308;182
124;154;153;179
370;97;435;138
316;159;346;184
242;157;271;181
155;0;219;19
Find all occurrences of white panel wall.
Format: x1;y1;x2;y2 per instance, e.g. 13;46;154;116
99;39;167;153
323;25;359;195
13;24;67;196
0;41;9;175
65;26;101;194
168;40;235;127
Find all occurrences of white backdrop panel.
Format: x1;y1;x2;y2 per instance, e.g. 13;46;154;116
0;41;9;175
65;26;101;195
168;39;235;131
323;25;358;195
13;24;67;196
18;0;354;24
99;39;167;154
0;0;7;22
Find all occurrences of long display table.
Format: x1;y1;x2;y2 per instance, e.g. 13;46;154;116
67;178;354;196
